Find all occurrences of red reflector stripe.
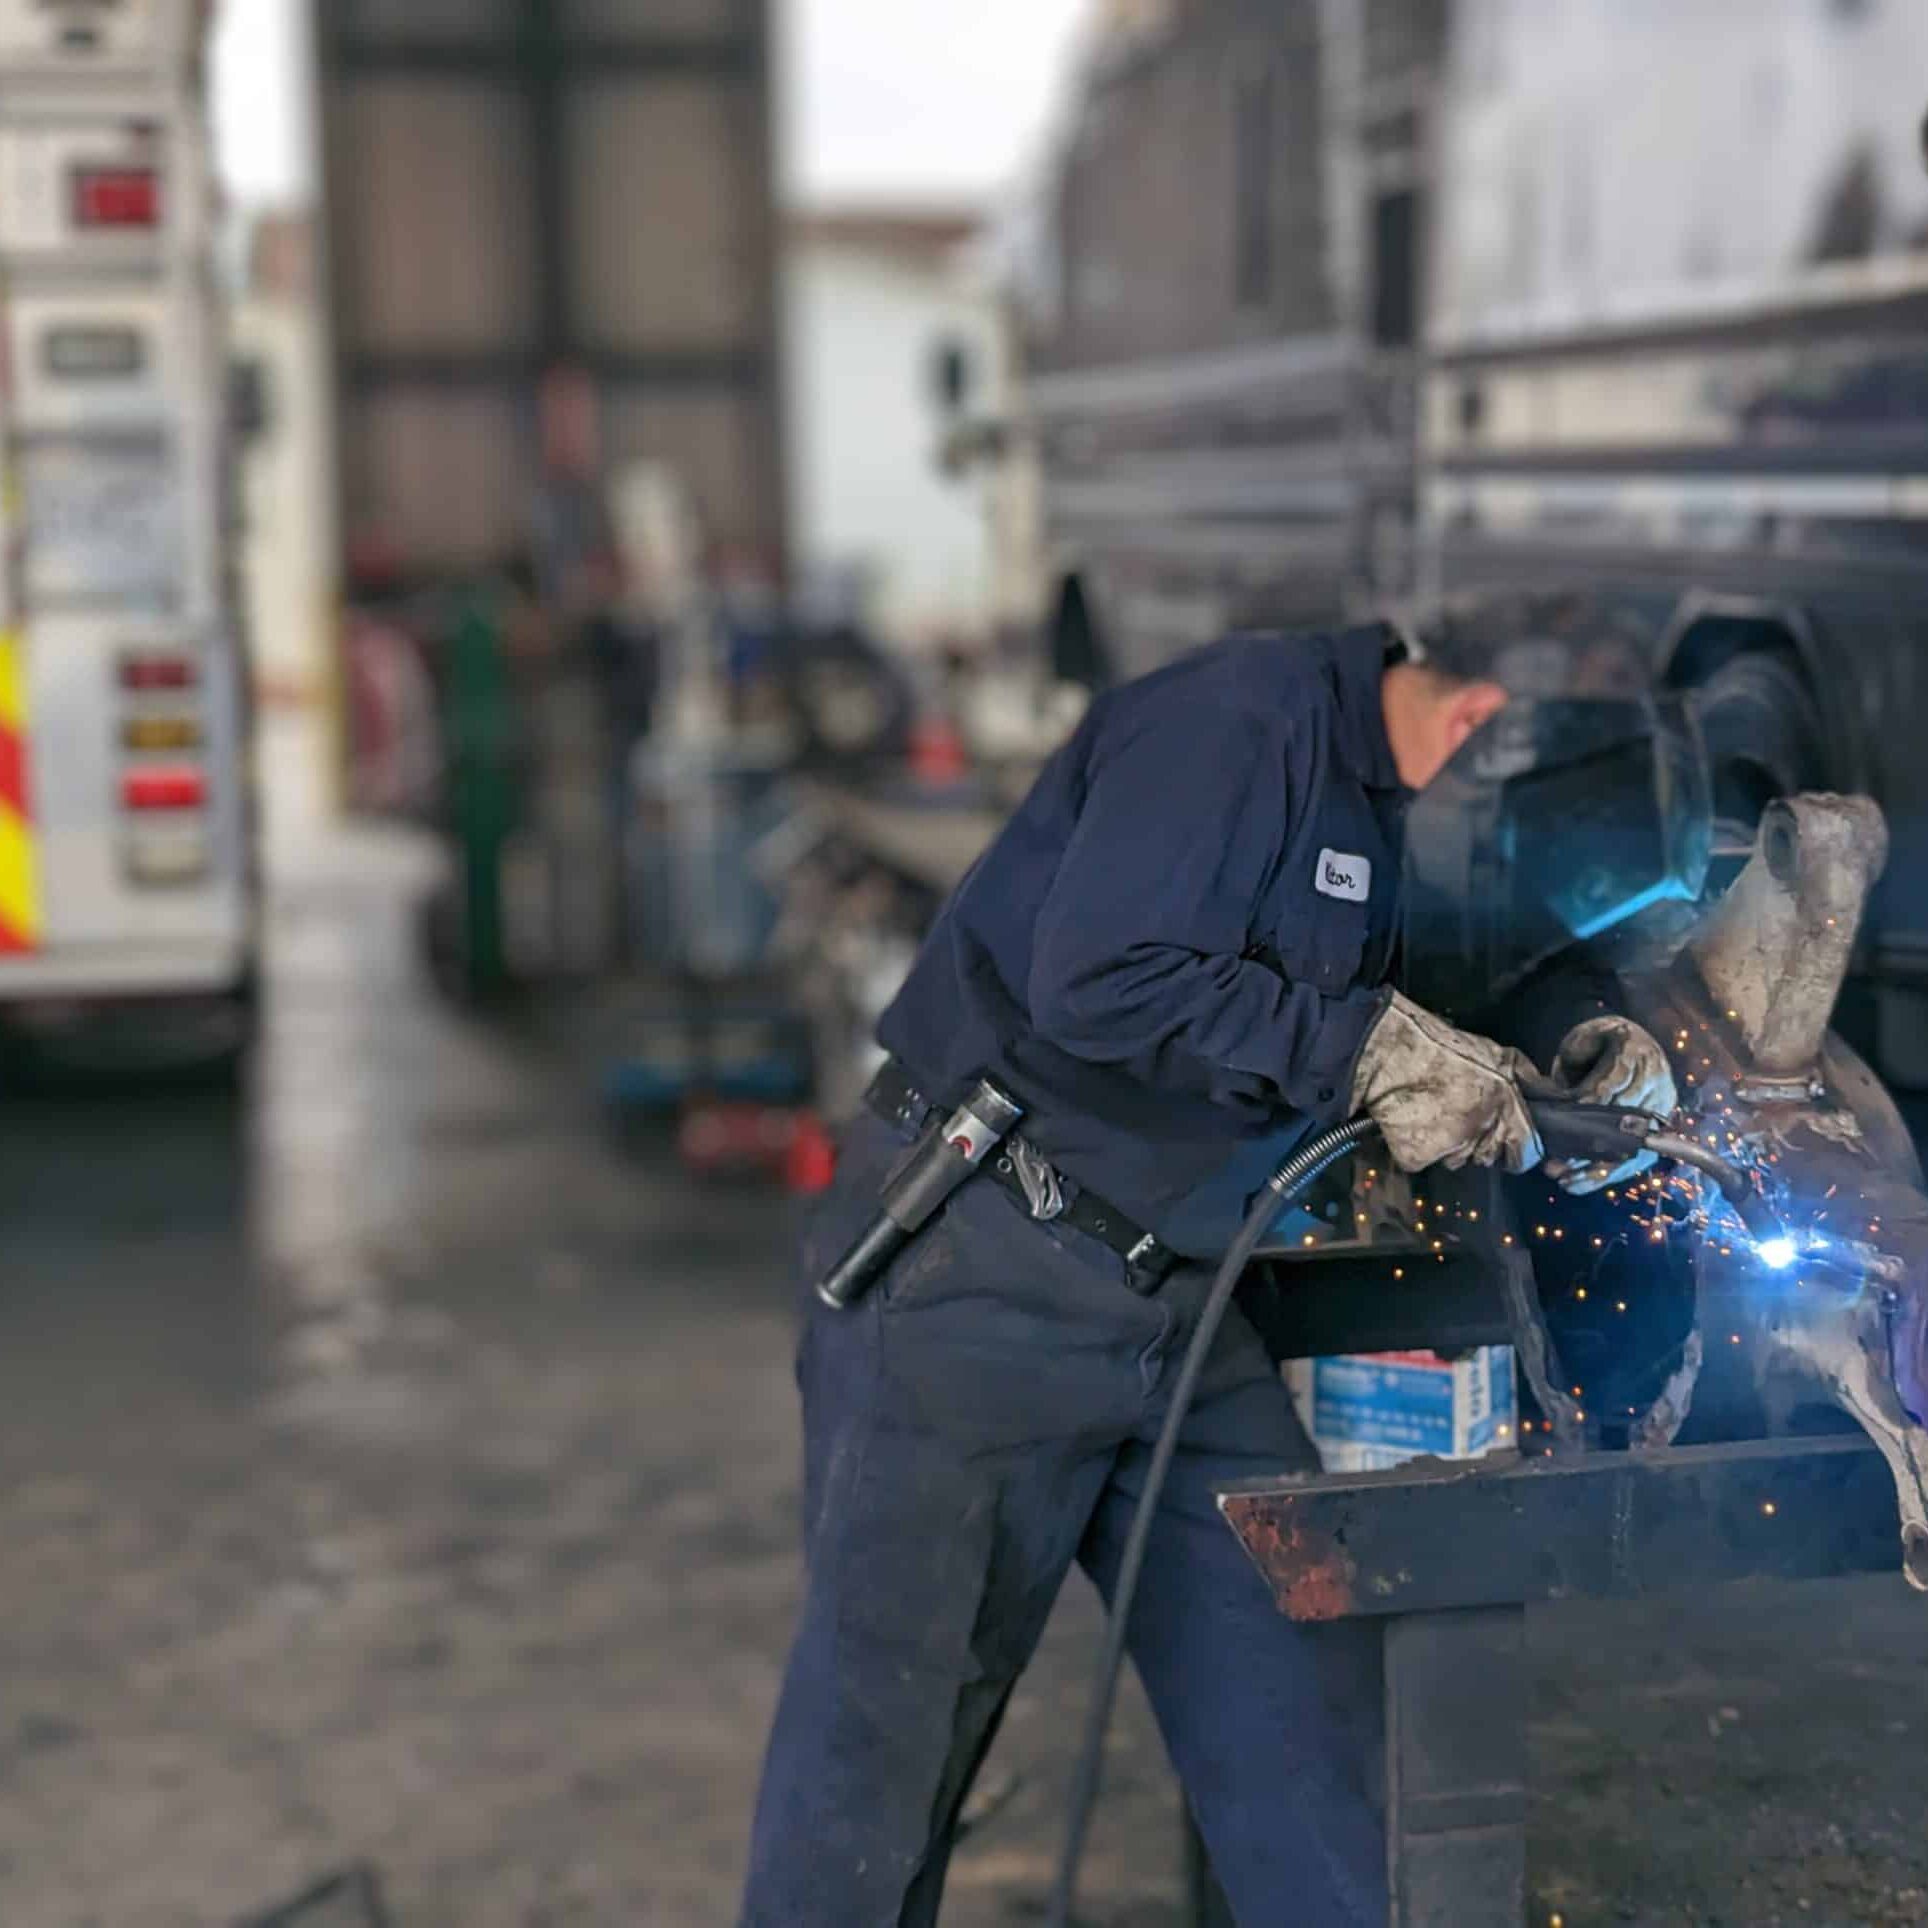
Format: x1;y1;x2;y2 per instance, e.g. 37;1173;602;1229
122;766;204;810
0;726;25;820
120;656;197;691
73;167;160;229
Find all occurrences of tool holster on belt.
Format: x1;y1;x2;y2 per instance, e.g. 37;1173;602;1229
865;1062;1179;1296
818;1072;1024;1309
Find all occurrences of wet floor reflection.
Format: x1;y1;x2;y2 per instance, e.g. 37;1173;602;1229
0;825;821;1925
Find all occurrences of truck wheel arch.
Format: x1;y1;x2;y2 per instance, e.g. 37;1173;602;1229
1656;593;1854;851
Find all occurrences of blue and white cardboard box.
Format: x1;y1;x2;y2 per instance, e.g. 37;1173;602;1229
1287;1347;1518;1474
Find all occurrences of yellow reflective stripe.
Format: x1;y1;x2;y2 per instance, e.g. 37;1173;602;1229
0;629;22;735
0;800;38;946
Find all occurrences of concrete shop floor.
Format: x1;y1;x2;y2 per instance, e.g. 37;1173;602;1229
0;825;1925;1927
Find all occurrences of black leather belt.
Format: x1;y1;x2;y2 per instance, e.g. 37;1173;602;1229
864;1060;1178;1295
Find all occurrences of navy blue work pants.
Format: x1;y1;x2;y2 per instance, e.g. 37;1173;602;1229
741;1113;1388;1926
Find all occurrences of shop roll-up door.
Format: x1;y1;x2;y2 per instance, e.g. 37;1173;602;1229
321;0;784;579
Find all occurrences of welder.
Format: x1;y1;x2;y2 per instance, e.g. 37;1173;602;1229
740;623;1676;1927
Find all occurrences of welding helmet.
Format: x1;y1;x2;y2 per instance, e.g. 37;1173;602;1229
1401;694;1712;1024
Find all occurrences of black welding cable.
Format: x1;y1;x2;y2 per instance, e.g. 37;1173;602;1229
1046;1115;1383;1927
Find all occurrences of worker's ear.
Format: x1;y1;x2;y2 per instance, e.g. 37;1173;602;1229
1441;681;1510;761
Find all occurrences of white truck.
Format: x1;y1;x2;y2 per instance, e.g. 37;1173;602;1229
0;0;255;1069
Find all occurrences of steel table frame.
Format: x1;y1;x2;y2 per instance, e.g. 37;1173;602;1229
1182;1432;1900;1926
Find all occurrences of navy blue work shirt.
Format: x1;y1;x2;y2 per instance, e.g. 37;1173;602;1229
877;624;1411;1258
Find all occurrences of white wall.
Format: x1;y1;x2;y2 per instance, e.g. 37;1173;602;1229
231;292;338;831
210;0;316;210
781;236;1007;649
232;295;335;706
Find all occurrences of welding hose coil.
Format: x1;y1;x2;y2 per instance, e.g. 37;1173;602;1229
1048;1115;1382;1928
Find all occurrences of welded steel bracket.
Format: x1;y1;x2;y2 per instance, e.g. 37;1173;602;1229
1221;1434;1897;1620
1204;1437;1899;1927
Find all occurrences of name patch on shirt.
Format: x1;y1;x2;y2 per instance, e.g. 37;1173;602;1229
1316;848;1371;903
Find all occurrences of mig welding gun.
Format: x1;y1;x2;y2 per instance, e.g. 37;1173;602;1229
1527;1095;1784;1246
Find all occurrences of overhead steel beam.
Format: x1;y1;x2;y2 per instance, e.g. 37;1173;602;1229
341;349;770;393
1434;284;1928;369
520;1;564;366
1434;439;1928;479
332;38;758;80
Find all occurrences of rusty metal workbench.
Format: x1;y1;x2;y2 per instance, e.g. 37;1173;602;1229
1194;1428;1899;1927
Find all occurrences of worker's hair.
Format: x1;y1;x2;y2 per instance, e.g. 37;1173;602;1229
1386;609;1503;695
1404;659;1481;699
1384;607;1504;690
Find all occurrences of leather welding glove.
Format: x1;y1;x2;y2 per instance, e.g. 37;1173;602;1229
1549;1014;1679;1195
1349;991;1546;1175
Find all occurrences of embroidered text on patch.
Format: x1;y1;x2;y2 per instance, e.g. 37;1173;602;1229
1315;848;1370;903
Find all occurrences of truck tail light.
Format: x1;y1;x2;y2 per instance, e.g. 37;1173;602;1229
122;715;201;752
73;166;160;230
120;654;197;691
122;766;205;811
